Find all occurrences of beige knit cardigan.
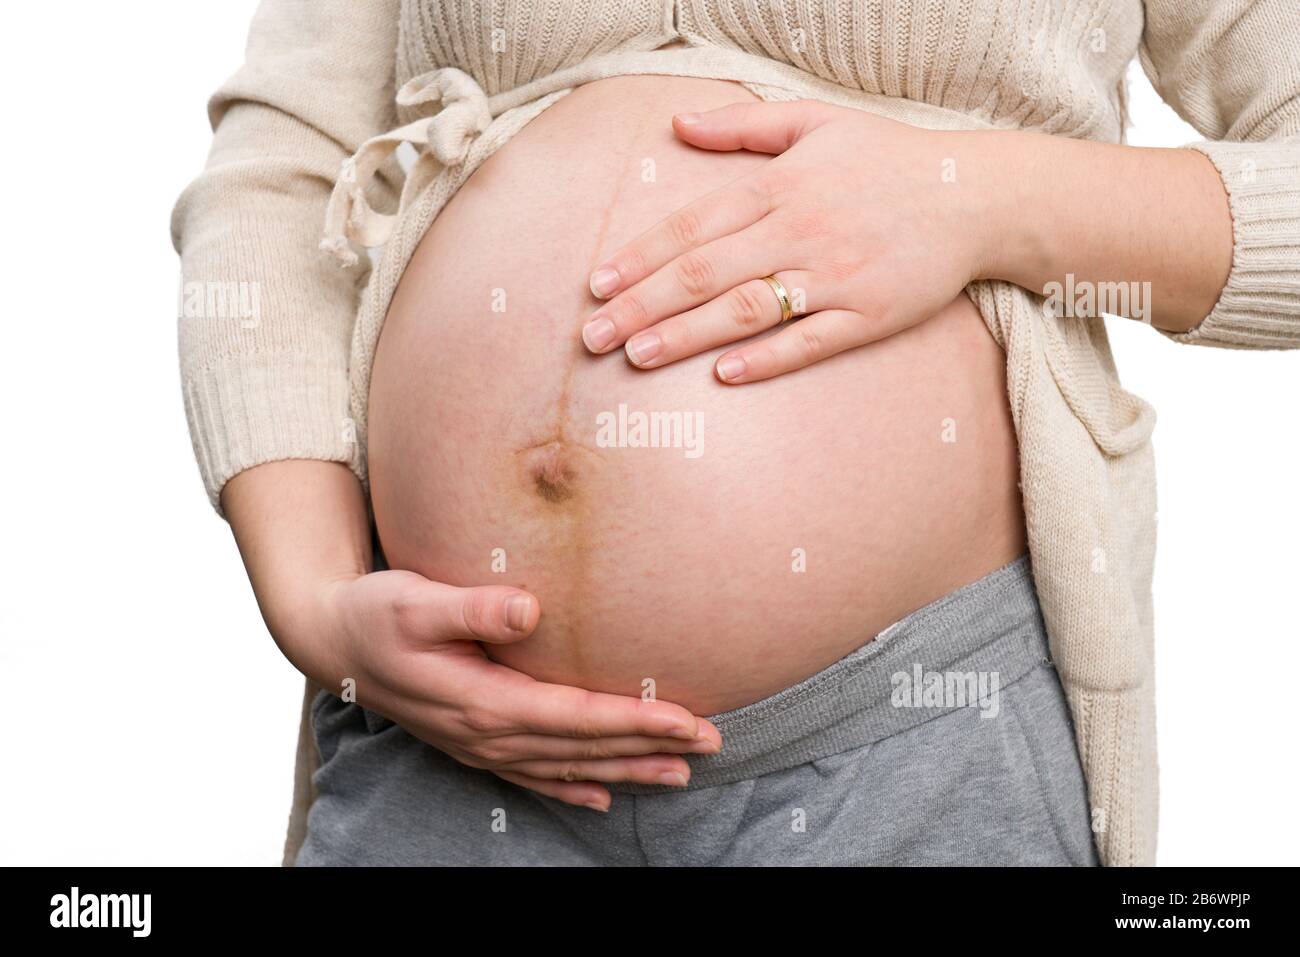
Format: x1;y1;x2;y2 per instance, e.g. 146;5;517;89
171;1;1300;867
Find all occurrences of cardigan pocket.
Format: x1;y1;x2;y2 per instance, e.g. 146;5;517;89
967;278;1157;458
965;279;1158;693
1037;310;1156;458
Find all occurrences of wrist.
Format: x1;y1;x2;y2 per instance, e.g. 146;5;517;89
276;572;359;689
222;460;373;680
963;128;1054;289
966;130;1234;329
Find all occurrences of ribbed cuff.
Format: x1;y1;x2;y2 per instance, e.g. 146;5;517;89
1164;138;1300;349
181;351;361;515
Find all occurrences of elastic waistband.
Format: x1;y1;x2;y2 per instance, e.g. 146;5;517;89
611;555;1050;793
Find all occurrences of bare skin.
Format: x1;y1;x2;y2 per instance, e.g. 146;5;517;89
580;99;1233;380
222;460;720;811
227;75;1232;807
369;75;1026;715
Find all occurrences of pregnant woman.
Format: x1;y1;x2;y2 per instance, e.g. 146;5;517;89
172;1;1300;866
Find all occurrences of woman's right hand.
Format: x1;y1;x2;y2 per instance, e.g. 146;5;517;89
300;569;722;810
222;460;719;812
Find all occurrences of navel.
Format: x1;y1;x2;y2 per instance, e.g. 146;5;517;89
518;439;580;505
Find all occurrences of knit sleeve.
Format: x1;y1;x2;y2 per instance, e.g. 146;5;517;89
1139;0;1300;349
170;0;402;511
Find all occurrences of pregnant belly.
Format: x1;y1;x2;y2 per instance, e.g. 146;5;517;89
369;75;1026;715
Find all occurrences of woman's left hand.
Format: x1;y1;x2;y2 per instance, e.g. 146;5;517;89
579;100;1006;383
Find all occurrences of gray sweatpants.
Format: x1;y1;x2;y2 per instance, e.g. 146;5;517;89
297;556;1098;866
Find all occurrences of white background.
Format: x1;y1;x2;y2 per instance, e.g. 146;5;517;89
0;1;1295;866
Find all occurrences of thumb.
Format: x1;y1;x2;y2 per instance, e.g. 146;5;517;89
672;99;837;154
397;580;541;645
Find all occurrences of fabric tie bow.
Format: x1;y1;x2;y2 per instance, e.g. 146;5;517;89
320;67;492;266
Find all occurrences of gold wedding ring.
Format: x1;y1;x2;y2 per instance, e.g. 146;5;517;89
760;274;796;324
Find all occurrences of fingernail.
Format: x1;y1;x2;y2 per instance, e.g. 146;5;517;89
689;738;721;754
625;333;661;366
589;267;620;298
716;355;747;382
675;113;702;126
582;317;616;352
659;771;689;787
584;800;609;813
505;595;532;631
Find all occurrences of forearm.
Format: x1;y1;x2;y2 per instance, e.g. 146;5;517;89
221;460;373;675
974;129;1234;333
